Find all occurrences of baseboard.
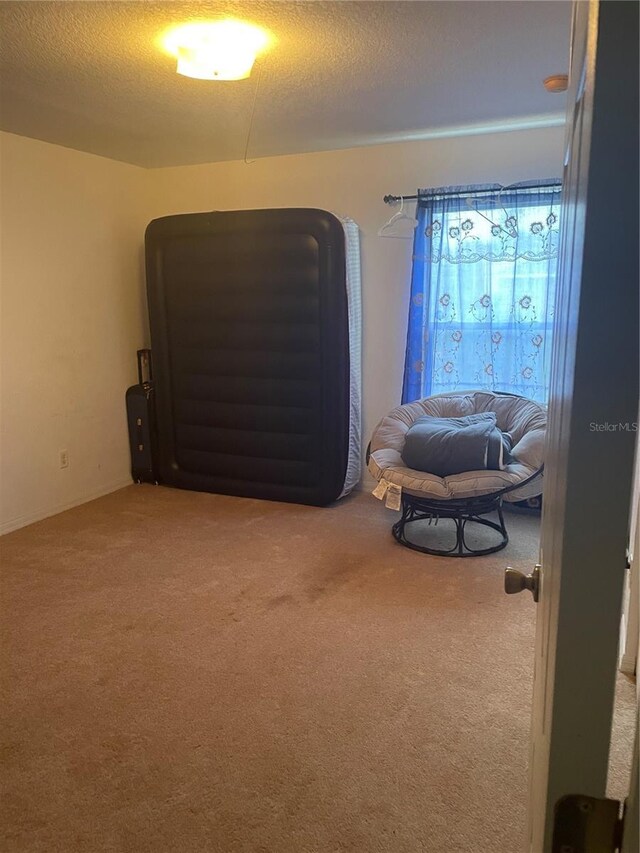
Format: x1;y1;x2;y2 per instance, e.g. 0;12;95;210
618;566;638;676
0;478;132;536
619;650;637;677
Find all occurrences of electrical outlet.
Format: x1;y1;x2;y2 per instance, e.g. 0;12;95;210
59;450;69;469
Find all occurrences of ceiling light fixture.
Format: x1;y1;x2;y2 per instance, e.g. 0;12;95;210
162;20;270;81
543;74;569;93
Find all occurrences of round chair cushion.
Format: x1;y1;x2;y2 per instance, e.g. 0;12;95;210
368;391;546;502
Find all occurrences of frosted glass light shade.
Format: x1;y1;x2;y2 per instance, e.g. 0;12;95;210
163;20;270;81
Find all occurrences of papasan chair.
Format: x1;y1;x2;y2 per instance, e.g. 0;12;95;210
367;391;546;557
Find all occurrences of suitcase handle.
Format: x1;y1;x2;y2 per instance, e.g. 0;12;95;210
137;349;153;385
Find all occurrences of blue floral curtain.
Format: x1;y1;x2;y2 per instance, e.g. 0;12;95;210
402;181;562;404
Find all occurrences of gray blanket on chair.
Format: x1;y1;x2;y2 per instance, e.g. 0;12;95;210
401;412;512;477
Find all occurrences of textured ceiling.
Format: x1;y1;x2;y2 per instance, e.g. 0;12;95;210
0;1;571;168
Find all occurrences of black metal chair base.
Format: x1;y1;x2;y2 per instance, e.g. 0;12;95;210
391;491;509;557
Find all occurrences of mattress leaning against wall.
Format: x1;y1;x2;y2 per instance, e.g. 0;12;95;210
144;208;361;507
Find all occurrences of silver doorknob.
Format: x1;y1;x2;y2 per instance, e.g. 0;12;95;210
504;564;540;602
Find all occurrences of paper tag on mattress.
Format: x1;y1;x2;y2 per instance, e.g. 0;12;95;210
372;479;389;500
385;483;402;511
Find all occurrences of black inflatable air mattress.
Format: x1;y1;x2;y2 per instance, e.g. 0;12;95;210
145;208;353;506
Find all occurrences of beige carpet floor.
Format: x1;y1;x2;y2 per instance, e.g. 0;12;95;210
0;486;634;853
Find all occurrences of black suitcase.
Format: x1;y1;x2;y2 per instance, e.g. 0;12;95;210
125;349;159;484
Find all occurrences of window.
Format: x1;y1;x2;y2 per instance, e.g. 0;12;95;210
403;182;562;404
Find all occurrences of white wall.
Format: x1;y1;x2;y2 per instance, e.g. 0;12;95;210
0;132;148;533
146;126;566;478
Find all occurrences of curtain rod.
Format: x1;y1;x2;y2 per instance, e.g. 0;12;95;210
383;194;419;203
383;180;562;205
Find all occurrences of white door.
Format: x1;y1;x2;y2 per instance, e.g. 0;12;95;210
518;1;639;850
